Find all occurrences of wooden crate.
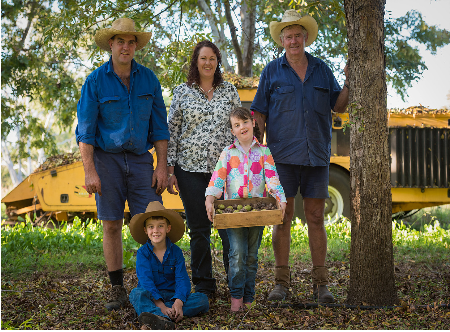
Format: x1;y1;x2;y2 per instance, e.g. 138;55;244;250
213;197;282;229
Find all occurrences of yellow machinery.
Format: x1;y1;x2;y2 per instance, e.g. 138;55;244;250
2;89;449;224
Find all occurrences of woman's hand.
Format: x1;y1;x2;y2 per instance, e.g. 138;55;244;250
167;174;180;195
205;195;215;222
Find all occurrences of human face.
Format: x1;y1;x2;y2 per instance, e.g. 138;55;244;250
280;25;308;57
197;47;218;81
143;217;171;245
230;115;255;145
109;34;137;67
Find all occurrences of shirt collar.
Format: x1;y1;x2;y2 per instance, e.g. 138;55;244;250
106;56;139;74
280;52;318;68
229;136;262;150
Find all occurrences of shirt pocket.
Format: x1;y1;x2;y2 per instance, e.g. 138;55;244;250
163;259;176;281
137;93;154;121
272;85;295;112
99;96;122;127
313;86;330;115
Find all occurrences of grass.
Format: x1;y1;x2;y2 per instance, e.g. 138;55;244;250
1;210;450;329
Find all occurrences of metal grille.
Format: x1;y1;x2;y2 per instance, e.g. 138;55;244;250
390;127;450;188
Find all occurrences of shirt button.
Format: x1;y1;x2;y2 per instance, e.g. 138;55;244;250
130;143;133;145
131;128;134;130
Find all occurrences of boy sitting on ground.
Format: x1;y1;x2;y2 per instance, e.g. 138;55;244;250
129;201;209;329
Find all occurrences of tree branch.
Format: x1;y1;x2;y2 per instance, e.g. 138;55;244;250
224;0;243;73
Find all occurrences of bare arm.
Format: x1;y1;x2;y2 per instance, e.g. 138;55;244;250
153;139;168;195
79;142;101;196
333;63;349;114
252;110;266;143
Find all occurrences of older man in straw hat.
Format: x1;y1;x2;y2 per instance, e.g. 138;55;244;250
251;9;349;303
75;18;170;310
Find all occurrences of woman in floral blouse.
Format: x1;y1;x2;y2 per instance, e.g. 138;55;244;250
167;40;241;298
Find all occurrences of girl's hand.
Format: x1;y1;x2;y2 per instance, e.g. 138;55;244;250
278;201;287;220
205;195;215;222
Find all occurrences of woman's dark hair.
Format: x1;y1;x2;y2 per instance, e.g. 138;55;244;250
187;40;223;88
229;107;261;140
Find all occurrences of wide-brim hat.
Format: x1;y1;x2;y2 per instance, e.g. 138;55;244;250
94;17;152;52
269;9;318;47
129;201;185;244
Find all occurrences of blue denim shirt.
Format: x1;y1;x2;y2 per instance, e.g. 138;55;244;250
136;237;191;303
75;57;170;155
251;53;341;166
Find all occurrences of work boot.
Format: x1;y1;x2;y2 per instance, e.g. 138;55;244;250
313;284;335;303
138;312;175;330
105;285;128;311
268;265;290;301
311;266;334;303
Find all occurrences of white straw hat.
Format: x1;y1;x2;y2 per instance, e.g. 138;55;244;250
94;17;152;52
269;9;318;47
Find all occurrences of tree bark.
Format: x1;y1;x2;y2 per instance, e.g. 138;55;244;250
344;0;398;305
240;0;256;76
197;0;232;72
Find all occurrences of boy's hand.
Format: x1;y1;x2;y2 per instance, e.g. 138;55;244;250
154;299;172;317
205;195;215;222
169;299;184;322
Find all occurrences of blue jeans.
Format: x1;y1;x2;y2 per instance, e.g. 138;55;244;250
174;165;230;294
226;226;264;303
129;288;209;319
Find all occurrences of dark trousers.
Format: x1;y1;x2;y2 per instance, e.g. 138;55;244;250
175;165;230;294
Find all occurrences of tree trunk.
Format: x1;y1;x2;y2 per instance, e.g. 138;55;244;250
197;0;232;72
1;140;20;187
344;0;398;305
240;0;256;76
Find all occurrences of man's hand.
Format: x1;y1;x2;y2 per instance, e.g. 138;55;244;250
85;168;102;196
152;165;168;196
168;299;184;323
205;195;216;222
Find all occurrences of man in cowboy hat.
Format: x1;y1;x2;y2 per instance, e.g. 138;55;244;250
75;17;170;310
128;201;209;329
251;9;349;303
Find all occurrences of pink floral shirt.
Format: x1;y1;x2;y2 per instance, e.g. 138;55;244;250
205;137;286;203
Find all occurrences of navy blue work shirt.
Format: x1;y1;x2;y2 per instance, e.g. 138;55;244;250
251;52;341;166
136;237;191;303
75;57;170;155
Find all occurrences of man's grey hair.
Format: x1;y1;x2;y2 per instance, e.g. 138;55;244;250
280;24;307;40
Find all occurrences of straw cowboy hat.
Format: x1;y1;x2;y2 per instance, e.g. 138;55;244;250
270;9;318;47
129;201;185;244
94;17;152;52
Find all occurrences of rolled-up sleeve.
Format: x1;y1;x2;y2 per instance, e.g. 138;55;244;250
75;76;99;146
148;76;170;143
250;68;270;116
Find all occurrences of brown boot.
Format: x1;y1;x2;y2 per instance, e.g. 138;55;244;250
311;266;334;303
105;285;128;311
268;266;290;301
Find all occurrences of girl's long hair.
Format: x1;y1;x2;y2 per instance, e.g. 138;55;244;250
187;40;223;88
229;107;261;140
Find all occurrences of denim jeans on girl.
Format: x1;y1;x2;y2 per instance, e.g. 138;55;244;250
174;165;230;295
129;288;209;319
226;226;264;303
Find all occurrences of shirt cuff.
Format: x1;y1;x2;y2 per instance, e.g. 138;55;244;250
205;187;222;198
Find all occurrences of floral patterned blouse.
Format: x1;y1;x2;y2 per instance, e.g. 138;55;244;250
205;137;287;203
167;81;241;173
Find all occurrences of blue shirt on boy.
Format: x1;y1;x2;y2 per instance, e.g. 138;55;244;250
251;52;341;166
75;56;170;155
136;237;191;303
